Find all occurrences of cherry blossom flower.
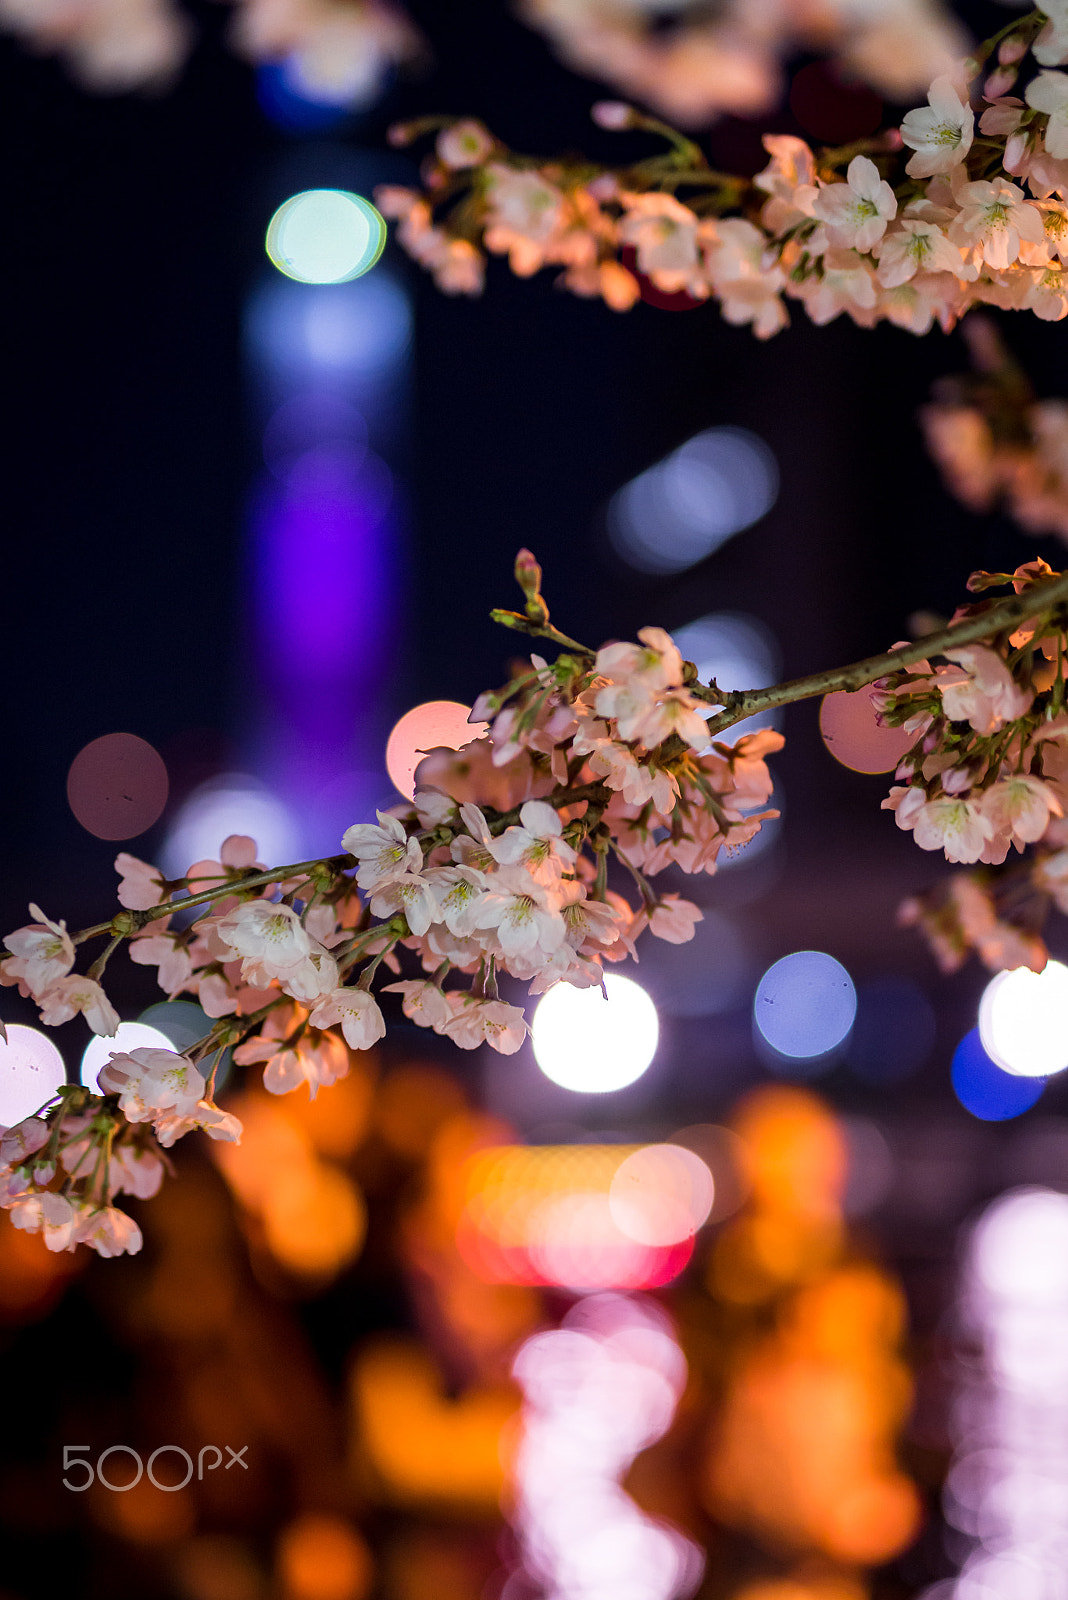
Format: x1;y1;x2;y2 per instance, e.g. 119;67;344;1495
308;988;386;1050
483;165;566;274
367;873;439;937
37;975;119;1035
114;852;166;910
343;811;422;889
1026;71;1068;159
648;895;704;944
213;900;313;987
936;645;1033;732
441;994;528;1053
472;872;566;961
437;119;494;169
75;1206;143;1258
99;1047;206;1122
618;192;703;291
900;76;975;177
909;796;997;862
703;218;788;339
489;800;576;880
109;1144;164;1200
383;979;452;1030
423;864;490;936
1036;0;1068;69
128;933;193;997
981;775;1063;847
0;1117;51;1167
2;905;75;999
813;156;897;251
9;1191;78;1252
755;134;817;234
949;176;1046;271
152;1100;243;1149
874;218;963;285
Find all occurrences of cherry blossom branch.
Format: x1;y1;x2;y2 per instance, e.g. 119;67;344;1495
697;569;1068;734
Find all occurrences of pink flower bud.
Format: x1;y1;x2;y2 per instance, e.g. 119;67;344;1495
984;68;1017;102
998;35;1028;65
591;101;634;130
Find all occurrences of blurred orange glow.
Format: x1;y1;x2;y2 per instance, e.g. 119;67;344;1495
0;1210;82;1320
733;1580;865;1600
352;1339;518;1508
818;689;914;775
283;1060;376;1158
261;1163;366;1277
214;1089;367;1280
733;1088;848;1220
457;1143;708;1289
92;1474;196;1543
374;1063;467;1159
701;1088;922;1570
386;701;486;799
277;1512;373;1600
66;731;169;839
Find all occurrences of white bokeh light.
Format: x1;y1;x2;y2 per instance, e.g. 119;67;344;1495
0;1026;66;1126
607;427;778;575
753;949;857;1059
161;776;298;879
978;960;1068;1078
532;976;659;1092
266;189;385;284
81;1021;176;1094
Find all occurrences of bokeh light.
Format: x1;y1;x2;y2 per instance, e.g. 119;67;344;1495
978;959;1068;1077
262;392;367;485
673;610;782;735
81;1021;177;1094
608;1144;715;1246
266;190;386;285
753;951;857;1060
246;274;413;379
161;776;297;879
66;732;169;840
385;701;485;799
458;1143;707;1290
819;688;915;774
0;1025;66;1125
510;1295;703;1600
532;976;659;1092
608;426;778;574
937;1189;1068;1595
276;1511;373;1600
951;1028;1045;1121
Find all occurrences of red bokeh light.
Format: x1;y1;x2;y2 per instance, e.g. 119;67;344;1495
66;731;169;839
819;690;915;775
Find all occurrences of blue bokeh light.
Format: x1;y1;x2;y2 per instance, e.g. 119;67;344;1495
951;1028;1046;1122
753;950;857;1059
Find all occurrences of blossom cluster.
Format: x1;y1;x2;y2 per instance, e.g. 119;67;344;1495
921;314;1068;543
0;0;418;99
0;552;784;1255
379;11;1068;336
521;0;966;126
874;559;1068;975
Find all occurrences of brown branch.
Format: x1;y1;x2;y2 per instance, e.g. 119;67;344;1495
697;571;1068;735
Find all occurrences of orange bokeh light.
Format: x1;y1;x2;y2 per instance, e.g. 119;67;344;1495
385;701;486;798
277;1512;373;1600
818;689;915;775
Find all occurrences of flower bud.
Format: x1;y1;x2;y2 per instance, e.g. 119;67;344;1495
984;68;1016;101
592;101;635;130
998;35;1028;65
